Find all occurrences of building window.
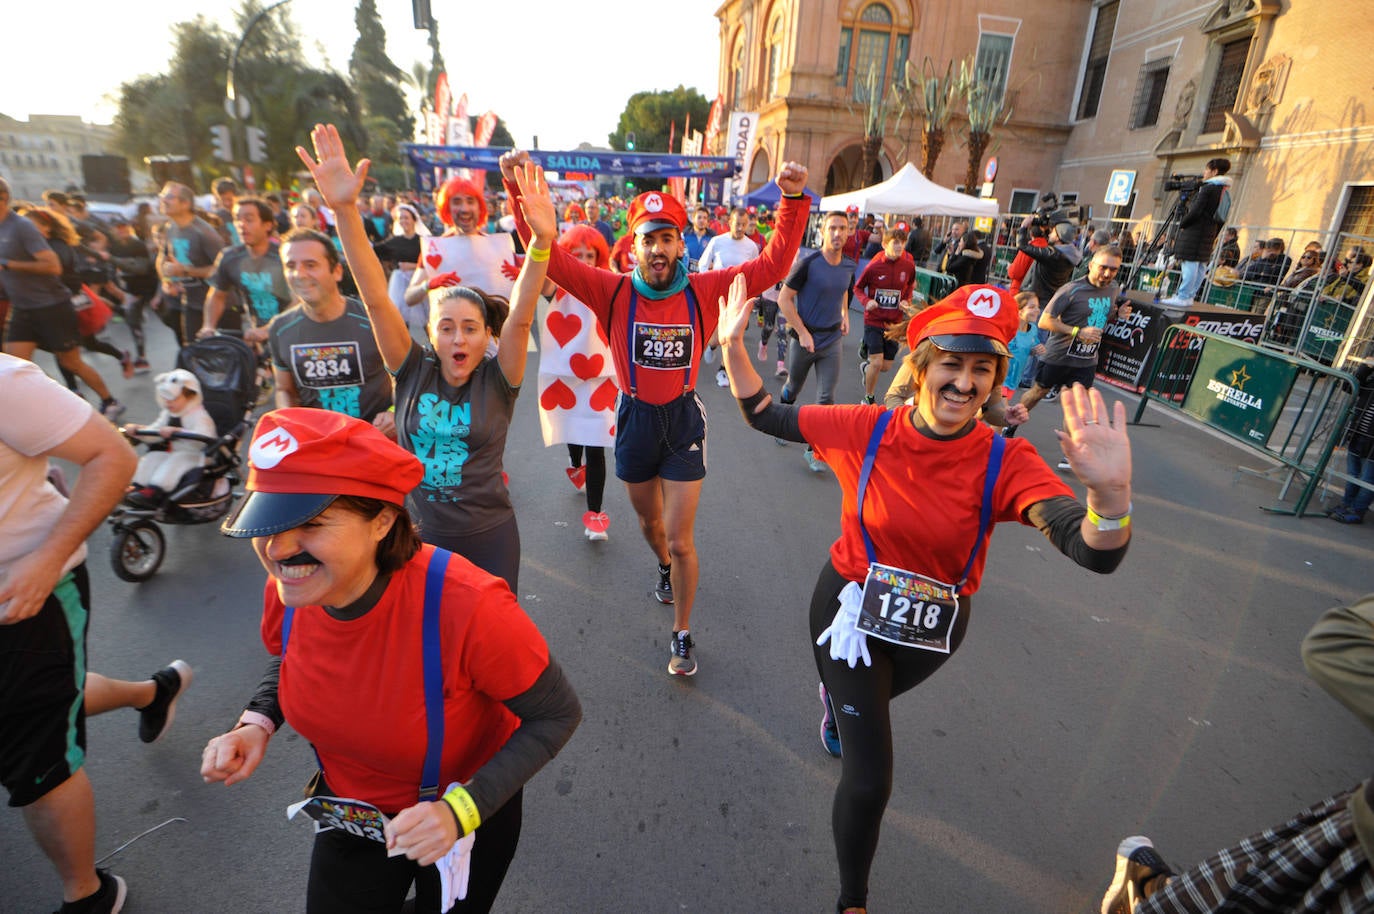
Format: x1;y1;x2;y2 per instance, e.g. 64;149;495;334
853;6;893;102
1009;189;1039;214
1339;186;1374;238
836;28;853;85
731;38;746;109
1076;1;1118;120
1202;36;1251;134
975;33;1014;105
1129;58;1171;129
766;15;784;99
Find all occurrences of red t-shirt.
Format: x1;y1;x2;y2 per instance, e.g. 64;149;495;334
262;545;550;812
854;253;917;327
610;234;637;273
800;405;1073;590
506;186;808;404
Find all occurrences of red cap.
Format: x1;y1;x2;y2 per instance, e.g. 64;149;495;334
894;221;910;233
906;285;1020;356
221;409;422;537
626;191;687;235
746;205;757;215
714;205;727;216
845;205;860;215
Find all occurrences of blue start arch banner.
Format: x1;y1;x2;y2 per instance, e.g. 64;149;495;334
405;144;736;186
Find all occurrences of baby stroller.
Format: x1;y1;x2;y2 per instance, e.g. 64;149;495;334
108;335;259;581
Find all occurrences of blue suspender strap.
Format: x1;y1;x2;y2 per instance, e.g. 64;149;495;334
855;410;895;567
683;285;699;394
627;288;639;398
955;433;1005;590
418;547;452;800
281;605;294;656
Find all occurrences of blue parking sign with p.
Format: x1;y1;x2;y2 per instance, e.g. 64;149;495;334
1105;170;1136;206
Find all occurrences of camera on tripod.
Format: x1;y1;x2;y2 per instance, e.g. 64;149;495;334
1163;173;1204;193
1028;192;1068;232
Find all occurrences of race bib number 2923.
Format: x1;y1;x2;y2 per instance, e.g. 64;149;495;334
633;323;692;370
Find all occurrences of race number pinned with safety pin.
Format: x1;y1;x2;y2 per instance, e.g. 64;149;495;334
856;562;958;653
287;795;397;852
875;289;900;308
632;322;693;370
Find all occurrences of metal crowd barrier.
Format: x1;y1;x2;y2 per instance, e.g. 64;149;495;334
1129;324;1357;517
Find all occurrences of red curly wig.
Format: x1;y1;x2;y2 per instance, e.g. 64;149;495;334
557;224;610;269
435;176;488;229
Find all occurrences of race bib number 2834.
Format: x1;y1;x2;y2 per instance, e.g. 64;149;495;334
290;341;362;389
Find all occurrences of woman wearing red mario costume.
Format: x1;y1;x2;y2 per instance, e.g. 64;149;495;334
200;409;580;914
717;276;1135;914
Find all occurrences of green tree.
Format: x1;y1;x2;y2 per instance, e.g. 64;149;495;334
609;86;709;153
905;58;967;180
426;17;446;102
959;57;1012;195
350;0;413;140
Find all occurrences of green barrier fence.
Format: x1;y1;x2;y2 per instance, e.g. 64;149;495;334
913;268;956;304
1130;324;1357;516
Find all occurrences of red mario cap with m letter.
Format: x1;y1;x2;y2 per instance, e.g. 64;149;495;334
906;285;1020;357
220;408;423;538
627;191;687;235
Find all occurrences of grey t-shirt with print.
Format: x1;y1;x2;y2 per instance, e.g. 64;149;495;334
393;342;519;538
267;297;392;420
1041;277;1122;368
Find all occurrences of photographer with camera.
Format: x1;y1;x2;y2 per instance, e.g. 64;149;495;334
1160;158;1232;306
1013;205;1082;305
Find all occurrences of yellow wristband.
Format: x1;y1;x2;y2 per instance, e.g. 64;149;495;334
527;246;551;262
1085;503;1132;531
442;786;481;835
1071;325;1079;338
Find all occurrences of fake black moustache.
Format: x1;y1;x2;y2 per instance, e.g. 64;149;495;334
279;551;321;566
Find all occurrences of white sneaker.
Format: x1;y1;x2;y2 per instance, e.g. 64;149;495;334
1057;459;1072;470
582;510;609;541
703;345;718;365
1159;296;1191;307
716;368;729;388
757;341;767;360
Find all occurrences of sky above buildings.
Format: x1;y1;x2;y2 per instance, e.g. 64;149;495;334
2;1;721;151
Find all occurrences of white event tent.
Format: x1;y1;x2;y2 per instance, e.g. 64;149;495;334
819;163;999;218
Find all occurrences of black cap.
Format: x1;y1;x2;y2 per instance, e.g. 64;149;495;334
220;492;336;538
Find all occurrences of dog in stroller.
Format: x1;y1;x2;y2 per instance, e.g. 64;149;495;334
108;335;258;581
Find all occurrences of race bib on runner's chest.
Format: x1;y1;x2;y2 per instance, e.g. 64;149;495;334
856;562;958;653
875;289;900;308
633;323;692;370
290;341;362;389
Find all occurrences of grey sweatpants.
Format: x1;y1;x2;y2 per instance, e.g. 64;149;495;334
781;336;842;406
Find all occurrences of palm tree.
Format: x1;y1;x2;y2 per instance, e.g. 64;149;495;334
907;58;965;180
960;59;1012;194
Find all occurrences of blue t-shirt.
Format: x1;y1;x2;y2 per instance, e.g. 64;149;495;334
1005;325;1039;389
784;250;856;350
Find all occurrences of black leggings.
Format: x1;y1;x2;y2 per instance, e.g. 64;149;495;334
423;513;521;593
808;560;971;911
567;444;607;513
306;788;523;914
59;335;125;391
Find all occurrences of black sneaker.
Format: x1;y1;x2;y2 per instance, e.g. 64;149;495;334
668;630;697;676
652;564;674;605
818;683;842;758
55;868;127;914
1100;836;1172;914
138;660;193;744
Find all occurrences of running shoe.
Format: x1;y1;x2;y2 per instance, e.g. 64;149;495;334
859;358;869;383
565;465;586;491
775;361;787;379
100;399;126;422
757;341;767;360
1100;836;1172;914
669;630;697;676
582;510;609;541
818;683;842;758
1324;502;1351;517
862;395;876;405
132;357;151;375
805;448;828;473
716;368;729;388
56;868;127;914
1332;510;1365;524
703;345;718;365
1043;388;1059;402
138;660;193;744
1057;459;1072;471
120;350;135;379
652;563;674;604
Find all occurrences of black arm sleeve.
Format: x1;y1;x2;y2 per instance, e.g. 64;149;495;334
243;657;284;731
1025;495;1130;574
467;657;582;822
737;387;805;442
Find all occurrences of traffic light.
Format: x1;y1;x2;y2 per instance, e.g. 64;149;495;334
210;124;232;162
246;126;268;164
625;132;636;151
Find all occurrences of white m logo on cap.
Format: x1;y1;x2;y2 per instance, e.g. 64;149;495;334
967;289;1001;318
250;428;299;469
644;194;663;213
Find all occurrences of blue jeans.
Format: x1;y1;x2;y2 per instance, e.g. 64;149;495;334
1342;451;1374;514
1175;260;1204;302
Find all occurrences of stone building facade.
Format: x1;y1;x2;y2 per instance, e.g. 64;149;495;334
0;114;121;202
714;0;1374;238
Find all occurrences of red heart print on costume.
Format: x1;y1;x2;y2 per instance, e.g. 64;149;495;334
425;241;443;270
588;379;619;411
546;311;582;348
540;380;577;411
569;353;604;380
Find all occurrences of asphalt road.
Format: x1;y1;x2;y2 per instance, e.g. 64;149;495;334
3;310;1370;914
